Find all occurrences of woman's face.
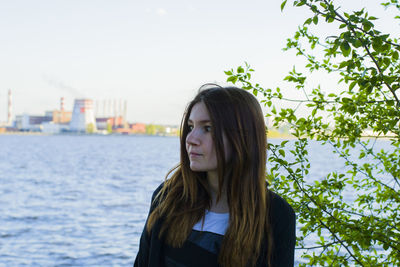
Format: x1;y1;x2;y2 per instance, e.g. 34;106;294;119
185;102;230;173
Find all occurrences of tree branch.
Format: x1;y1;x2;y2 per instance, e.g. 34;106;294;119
322;0;400;106
269;147;366;266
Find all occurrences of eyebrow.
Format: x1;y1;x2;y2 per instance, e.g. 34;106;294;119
188;119;212;124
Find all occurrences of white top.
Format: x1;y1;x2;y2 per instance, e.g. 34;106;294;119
192;210;230;235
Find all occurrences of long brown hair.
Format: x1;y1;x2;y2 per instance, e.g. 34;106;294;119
147;85;272;266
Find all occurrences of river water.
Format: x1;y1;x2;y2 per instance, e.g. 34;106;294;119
0;135;391;266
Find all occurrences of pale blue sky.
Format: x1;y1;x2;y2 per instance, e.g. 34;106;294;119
0;0;397;124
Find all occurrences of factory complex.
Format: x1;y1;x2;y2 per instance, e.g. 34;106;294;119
0;90;178;136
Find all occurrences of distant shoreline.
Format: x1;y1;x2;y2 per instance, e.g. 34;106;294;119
1;131;393;140
0;131;291;138
0;132;178;137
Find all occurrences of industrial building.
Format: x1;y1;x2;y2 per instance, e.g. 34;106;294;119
0;92;179;135
69;99;97;133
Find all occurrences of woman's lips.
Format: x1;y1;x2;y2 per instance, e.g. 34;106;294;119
189;152;202;157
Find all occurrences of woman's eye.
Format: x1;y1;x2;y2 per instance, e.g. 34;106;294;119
204;126;212;132
188;125;194;131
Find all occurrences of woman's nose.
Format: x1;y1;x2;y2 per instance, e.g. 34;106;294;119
186;129;200;145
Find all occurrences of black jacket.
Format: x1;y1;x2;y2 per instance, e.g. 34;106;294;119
134;183;296;267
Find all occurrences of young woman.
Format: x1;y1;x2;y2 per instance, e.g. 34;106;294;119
134;85;296;267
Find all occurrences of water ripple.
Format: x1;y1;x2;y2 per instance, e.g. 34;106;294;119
0;135;179;266
2;135;389;266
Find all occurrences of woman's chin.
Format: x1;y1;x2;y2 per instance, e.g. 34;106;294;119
189;164;204;172
190;166;200;172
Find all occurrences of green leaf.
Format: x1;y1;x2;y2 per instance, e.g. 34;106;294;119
281;0;287;11
383;243;389;250
313;15;319;25
304;18;312;25
353;39;362;48
226;75;238;84
349;81;357;91
224;70;232;75
383;57;391;67
362;20;373;31
372;37;383;52
237;66;244;73
338;61;348;69
392;51;399;60
340;41;351;57
312;108;317;117
279;149;286;157
342;97;352;103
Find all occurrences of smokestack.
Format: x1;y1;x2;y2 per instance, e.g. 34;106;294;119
60;97;65;111
123;100;127;125
108;99;112;118
119;99;122;118
113;99;117;127
7;89;12;126
95;100;99;117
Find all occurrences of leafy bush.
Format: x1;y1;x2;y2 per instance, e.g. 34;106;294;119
226;0;400;265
